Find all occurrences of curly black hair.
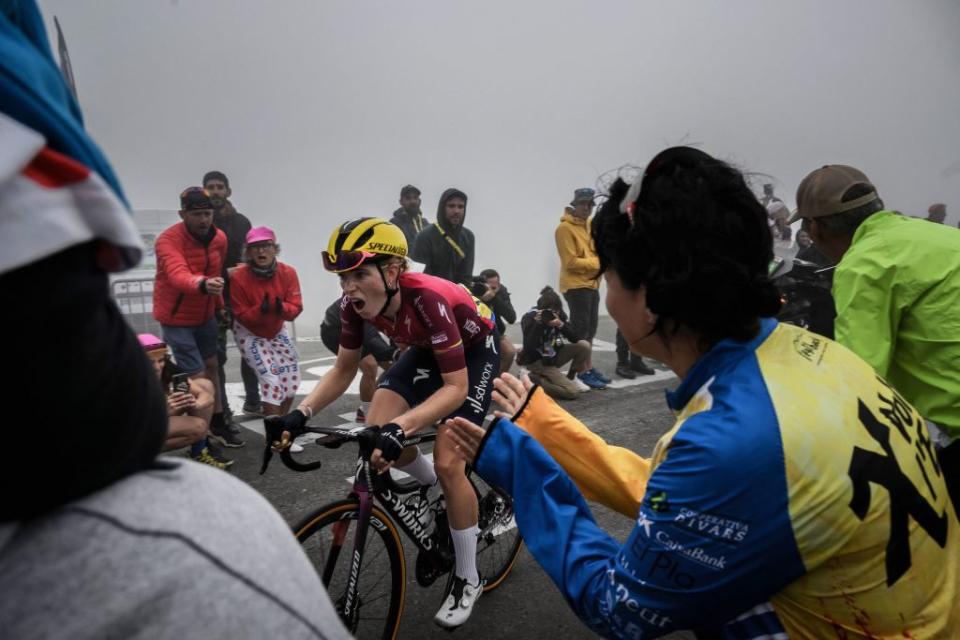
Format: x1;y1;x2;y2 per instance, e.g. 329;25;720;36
592;147;781;348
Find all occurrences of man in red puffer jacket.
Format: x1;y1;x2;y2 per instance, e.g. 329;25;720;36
153;187;234;465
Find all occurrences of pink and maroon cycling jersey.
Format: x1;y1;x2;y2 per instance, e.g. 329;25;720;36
340;271;495;373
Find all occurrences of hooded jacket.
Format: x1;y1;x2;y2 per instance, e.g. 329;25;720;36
389;207;429;248
411;188;475;285
555;209;600;293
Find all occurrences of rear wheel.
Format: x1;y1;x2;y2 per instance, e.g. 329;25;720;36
470;472;523;591
294;500;405;640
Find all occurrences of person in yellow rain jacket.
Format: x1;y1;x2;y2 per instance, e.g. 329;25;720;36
555;188;609;388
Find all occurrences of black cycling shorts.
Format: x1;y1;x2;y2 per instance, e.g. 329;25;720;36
377;332;501;426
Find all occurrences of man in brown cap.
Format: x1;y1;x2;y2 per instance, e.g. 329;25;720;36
793;164;960;513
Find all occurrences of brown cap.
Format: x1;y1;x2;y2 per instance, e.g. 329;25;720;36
790;165;879;224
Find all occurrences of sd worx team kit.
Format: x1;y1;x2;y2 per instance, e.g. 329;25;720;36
339;271;499;425
474;319;958;638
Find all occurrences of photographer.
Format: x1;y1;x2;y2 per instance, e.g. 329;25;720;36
470;269;517;374
139;334;225;466
516;286;590;400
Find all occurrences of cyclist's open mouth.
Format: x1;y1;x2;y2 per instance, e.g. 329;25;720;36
351;297;365;311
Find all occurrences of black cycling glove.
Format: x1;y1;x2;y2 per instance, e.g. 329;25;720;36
276;409;308;439
260;292;271;314
375;423;406;462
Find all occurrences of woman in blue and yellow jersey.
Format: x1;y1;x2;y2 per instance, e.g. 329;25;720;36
446;146;959;639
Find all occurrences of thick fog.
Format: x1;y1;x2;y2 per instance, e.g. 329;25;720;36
40;0;960;334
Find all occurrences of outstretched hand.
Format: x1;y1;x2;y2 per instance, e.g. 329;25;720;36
492;372;534;419
442;418;486;465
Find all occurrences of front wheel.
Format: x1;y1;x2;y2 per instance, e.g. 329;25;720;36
470;472;523;591
294;499;406;640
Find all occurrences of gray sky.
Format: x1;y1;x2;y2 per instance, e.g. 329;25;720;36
40;0;960;332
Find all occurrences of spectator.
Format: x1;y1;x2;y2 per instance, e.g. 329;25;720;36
767;199;793;243
412;187;474;284
475;268;517;374
139;334;224;465
153;187;238;463
390;184;429;247
0;5;351;634
517;286;590;400
614;332;656;379
229;227;303;417
448;146;958;638
320;297;396;423
793;164;960;514
555;187;609;389
927;202;947;224
794;228;828;266
204;170;263;422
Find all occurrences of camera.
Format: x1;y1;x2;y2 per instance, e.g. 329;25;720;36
469;276;489;299
540;309;556;323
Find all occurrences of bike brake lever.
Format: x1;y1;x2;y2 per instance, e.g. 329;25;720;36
259;442;274;475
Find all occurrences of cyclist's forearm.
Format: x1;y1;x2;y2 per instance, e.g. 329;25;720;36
298;365;354;416
393;383;466;435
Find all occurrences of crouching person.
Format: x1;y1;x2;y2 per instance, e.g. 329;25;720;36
229;227;303;416
517;286;589;400
140;334;217;456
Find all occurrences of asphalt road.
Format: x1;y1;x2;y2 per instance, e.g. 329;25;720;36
211;317;694;640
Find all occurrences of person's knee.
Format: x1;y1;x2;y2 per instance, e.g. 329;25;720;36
573;340;590;356
359;356;378;379
193;378;214;396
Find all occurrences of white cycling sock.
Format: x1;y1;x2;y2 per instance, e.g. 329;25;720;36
359;401;371;414
395;448;437;487
451;524;480;585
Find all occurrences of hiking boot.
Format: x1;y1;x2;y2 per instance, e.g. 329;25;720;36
588;368;612;384
631;358;656;375
434;575;484;629
211;422;245;448
615;362;637;379
577;371;607;390
242;402;265;418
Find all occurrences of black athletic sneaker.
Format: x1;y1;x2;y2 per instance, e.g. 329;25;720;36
211;422;245;448
615;362;637;379
631;357;656;375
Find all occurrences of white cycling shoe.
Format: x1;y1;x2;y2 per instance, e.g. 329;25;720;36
433;575;484;629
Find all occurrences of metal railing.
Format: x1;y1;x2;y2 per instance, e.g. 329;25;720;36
111;277;162;336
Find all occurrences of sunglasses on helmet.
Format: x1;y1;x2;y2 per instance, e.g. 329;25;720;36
321;250;378;274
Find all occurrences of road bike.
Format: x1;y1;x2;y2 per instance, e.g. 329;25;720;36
261;419;523;639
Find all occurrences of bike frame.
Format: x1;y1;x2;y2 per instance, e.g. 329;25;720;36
333;431;452;624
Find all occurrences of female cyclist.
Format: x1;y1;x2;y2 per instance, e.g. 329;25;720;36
275;217;499;628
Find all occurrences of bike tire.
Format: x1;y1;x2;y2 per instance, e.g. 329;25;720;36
470;471;523;592
294;499;406;640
